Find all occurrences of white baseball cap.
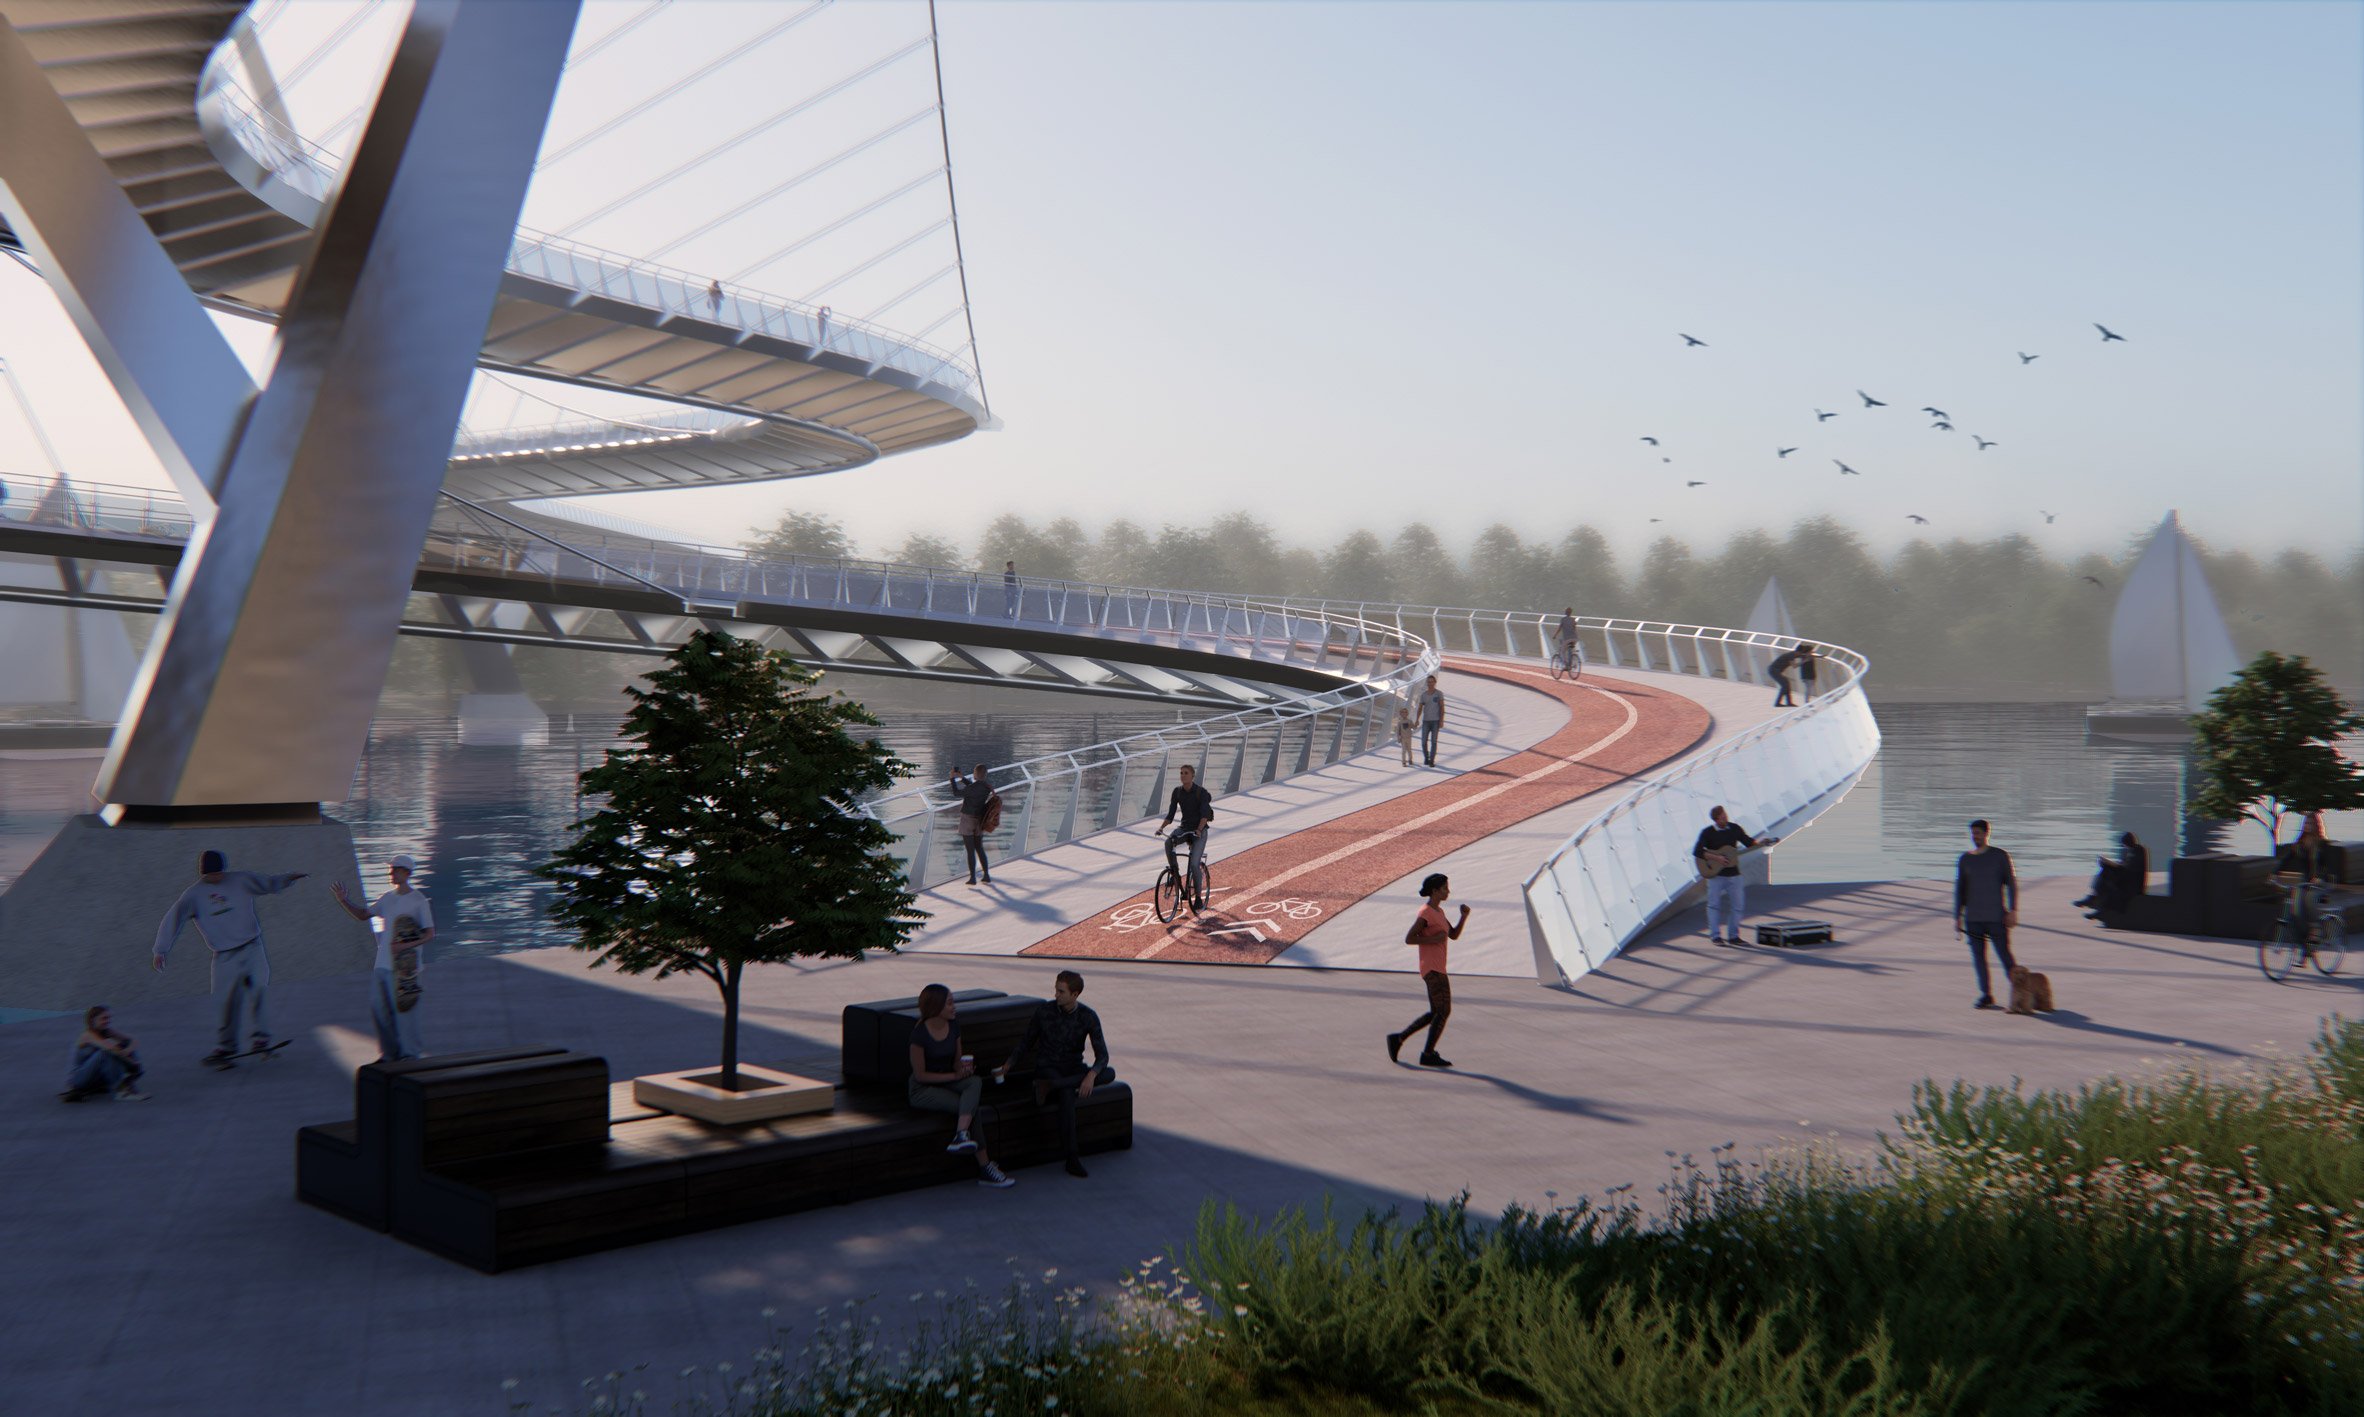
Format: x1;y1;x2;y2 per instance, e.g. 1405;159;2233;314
390;854;418;871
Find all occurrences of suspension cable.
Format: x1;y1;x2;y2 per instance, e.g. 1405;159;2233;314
803;218;950;305
726;167;944;284
642;104;940;263
861;263;956;325
568;0;675;69
927;0;990;417
556;36;932;238
273;4;377;94
538;0;831;170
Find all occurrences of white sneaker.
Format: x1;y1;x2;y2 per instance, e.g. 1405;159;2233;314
945;1130;978;1154
115;1085;151;1102
977;1163;1015;1189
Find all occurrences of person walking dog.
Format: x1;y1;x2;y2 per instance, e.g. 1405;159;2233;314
1954;818;2020;1010
152;850;307;1067
1387;874;1467;1068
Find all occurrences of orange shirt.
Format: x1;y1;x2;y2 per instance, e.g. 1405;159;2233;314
1411;902;1451;976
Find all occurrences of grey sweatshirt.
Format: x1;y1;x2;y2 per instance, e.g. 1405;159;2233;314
154;872;302;958
1954;849;2017;922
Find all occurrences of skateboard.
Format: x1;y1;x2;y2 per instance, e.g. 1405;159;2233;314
203;1039;292;1071
391;916;424;1012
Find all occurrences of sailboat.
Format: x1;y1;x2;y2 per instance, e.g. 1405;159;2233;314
1745;576;1799;640
2085;511;2242;743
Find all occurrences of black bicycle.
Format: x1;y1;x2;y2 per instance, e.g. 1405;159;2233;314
1550;640;1584;682
1154;828;1212;922
2259;878;2346;983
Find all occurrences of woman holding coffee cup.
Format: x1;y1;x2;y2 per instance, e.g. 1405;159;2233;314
907;983;1016;1188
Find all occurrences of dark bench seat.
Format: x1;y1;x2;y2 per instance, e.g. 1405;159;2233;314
2099;854;2364;939
296;993;1133;1272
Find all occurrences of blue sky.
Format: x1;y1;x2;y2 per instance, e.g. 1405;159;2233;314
2;0;2356;563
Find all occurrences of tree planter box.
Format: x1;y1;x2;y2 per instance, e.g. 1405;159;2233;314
632;1065;833;1125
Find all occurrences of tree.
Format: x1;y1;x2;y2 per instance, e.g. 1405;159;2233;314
2188;651;2364;856
746;509;856;563
893;531;966;569
540;630;926;1089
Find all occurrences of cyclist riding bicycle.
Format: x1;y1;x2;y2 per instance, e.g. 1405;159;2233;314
1157;763;1215;886
1554;607;1581;668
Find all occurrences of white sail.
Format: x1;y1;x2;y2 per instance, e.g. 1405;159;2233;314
2106;511;2241;711
1745;576;1798;640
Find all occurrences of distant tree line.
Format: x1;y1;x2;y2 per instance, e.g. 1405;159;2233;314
748;510;2364;693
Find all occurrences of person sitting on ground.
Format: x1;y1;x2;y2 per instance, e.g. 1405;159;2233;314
2077;831;2147;917
995;969;1114;1178
64;1005;147;1102
908;984;1015;1188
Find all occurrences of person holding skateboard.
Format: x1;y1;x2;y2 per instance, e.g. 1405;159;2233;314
333;853;435;1062
152;850;307;1068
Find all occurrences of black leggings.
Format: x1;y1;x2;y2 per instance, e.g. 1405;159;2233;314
961;832;989;881
1401;971;1451;1052
1035;1065;1116;1160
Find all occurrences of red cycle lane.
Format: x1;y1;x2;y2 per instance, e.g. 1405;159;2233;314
1019;659;1714;965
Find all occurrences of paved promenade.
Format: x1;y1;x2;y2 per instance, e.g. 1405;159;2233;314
2;871;2353;1417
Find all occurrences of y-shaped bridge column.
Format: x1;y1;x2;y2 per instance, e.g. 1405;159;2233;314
0;0;578;1009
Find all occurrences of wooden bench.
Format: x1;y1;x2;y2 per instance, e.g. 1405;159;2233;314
298;995;1133;1271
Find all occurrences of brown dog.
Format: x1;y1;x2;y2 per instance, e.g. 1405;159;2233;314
2008;965;2055;1015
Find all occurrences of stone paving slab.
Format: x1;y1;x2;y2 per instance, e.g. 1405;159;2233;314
0;869;2352;1417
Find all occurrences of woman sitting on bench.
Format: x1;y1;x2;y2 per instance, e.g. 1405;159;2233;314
909;984;1015;1189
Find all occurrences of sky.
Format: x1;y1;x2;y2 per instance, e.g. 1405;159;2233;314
1;0;2359;566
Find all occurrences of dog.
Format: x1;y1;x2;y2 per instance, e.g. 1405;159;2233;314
2007;965;2055;1015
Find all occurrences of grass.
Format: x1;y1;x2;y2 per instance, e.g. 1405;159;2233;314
531;1017;2364;1417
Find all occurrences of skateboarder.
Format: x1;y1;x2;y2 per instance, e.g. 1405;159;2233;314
332;853;435;1062
152;850;308;1066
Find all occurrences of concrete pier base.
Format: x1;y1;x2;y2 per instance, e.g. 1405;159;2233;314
0;813;373;1011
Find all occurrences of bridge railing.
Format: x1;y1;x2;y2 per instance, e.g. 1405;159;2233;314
854;601;1437;889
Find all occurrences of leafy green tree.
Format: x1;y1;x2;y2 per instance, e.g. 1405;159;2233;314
540;630;926;1089
1389;524;1466;607
892;532;967;569
976;513;1082;582
1089;519;1152;585
746;509;857;562
1322;529;1394;602
2188;651;2364;855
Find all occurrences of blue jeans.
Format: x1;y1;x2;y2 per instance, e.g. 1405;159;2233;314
1420;719;1441;764
1706;876;1746;937
370;966;422;1061
211;941;270;1052
67;1043;140;1095
1965;921;2017;999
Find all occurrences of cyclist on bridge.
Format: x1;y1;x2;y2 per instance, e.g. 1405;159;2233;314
1157;763;1216;889
1554;607;1580;666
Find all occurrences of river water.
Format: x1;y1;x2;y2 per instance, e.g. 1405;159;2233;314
2;688;2354;971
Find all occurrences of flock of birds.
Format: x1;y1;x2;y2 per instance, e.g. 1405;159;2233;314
1635;324;2132;545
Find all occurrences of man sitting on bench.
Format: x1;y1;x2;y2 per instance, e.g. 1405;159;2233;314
995;969;1113;1179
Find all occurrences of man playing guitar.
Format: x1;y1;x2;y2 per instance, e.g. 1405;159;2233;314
1695;806;1779;946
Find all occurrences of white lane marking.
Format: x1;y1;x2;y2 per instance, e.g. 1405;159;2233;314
1137;666;1645;957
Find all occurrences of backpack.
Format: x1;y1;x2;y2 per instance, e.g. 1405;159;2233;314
981;792;1004;834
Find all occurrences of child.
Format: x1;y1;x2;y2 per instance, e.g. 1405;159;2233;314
64;1006;147;1102
1392;698;1416;767
1387;874;1468;1068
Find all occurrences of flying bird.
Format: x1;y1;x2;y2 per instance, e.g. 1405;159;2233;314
1921;407;1948;419
1648;517;1663;523
1662;458;1671;464
1858;390;1886;408
1680;333;1707;347
2017;352;2039;364
1814;409;1837;422
1931;421;1955;431
1686;480;1707;488
2081;575;2106;588
2095;323;2126;342
1974;436;1996;450
1906;515;1929;524
1835;460;1860;475
1640;436;1659;445
1776;447;1797;458
2040;510;2056;523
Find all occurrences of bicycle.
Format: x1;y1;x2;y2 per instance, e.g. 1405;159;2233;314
1549;641;1584;683
2258;878;2347;982
1153;827;1212;922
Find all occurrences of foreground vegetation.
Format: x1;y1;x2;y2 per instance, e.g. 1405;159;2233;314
539;1017;2364;1416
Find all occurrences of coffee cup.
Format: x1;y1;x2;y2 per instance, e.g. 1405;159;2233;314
960;1053;974;1069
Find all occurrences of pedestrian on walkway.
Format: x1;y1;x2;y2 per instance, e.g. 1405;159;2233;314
331;854;435;1062
1766;643;1801;707
1002;560;1020;620
995;969;1114;1178
1387;873;1467;1068
1796;644;1821;703
1954;819;2019;1010
1392;696;1416;766
152;850;307;1066
1417;674;1446;766
952;763;996;886
1694;806;1779;945
62;1005;147;1102
707;279;723;316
